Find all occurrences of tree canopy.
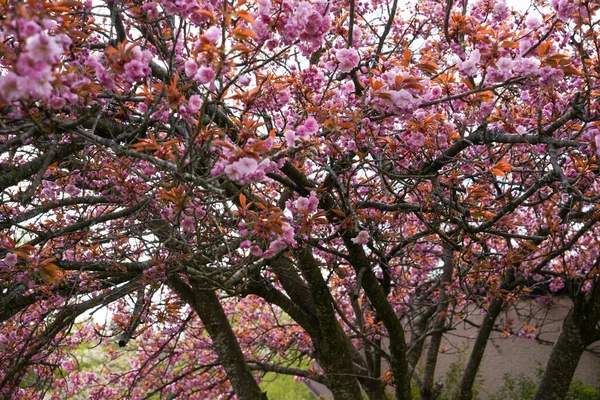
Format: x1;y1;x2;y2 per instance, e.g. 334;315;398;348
1;0;600;399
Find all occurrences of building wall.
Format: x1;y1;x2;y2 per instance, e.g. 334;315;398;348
425;296;600;397
304;296;600;399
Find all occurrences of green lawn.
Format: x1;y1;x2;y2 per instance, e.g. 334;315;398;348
259;372;319;399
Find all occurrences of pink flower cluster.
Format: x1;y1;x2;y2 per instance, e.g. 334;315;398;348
290;191;319;214
86;55;116;90
123;46;153;83
371;69;429;118
161;0;200;17
211;140;276;185
549;277;565;292
284;117;319;147
336;48;360;73
2;253;18;267
263;222;296;258
551;0;577;20
484;56;541;83
87;44;152;88
187;94;202;114
539;66;564;87
241;222;296;258
223;157;271;184
263;0;331;55
457;49;481;77
0;31;70;104
351;230;370;245
184;59;215;84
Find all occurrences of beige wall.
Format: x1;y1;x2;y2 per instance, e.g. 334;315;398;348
304;296;600;399
425;296;600;397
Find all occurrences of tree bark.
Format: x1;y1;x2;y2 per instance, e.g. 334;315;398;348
534;308;587;400
535;279;600;400
294;246;365;400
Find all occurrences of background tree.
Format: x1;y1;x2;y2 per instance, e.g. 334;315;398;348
1;0;600;399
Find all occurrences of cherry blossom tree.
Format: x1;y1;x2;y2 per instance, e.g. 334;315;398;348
1;0;600;399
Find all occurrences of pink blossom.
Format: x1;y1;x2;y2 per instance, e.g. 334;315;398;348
204;26;221;43
124;59;149;82
429;86;442;100
195;66;215;84
184;59;198;77
284;130;296;148
188;95;202;114
293;191;318;213
3;253;18;267
195;205;206;217
459;60;477;77
342;80;355;94
237;157;258;174
469;49;481;64
26;33;62;64
276;89;290;106
303;117;319;134
552;0;576;20
514;57;541;76
65;184;81;197
25;79;54;99
295;126;309;141
485;68;508;83
408;132;426;148
458;50;480;76
390;89;414;109
131;46;153;63
549;277;565;292
336;48;359;73
0;72;25;103
258;0;271;16
250;246;263;257
496;57;513;73
307;191;319;212
61;360;75;373
493;1;509;20
16;54;53;81
48;96;66;109
160;207;175;221
238;75;251;86
162;0;198;16
86;55;115;89
181;215;195;233
294;196;310;211
539;66;564;87
224;157;259;183
20;20;41;37
351;230;370;245
525;13;542;29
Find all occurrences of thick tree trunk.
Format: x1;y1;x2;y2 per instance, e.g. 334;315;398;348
249;259;387;400
294;246;365;400
169;276;267;400
534;309;586;400
535;279;600;400
455;298;502;400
